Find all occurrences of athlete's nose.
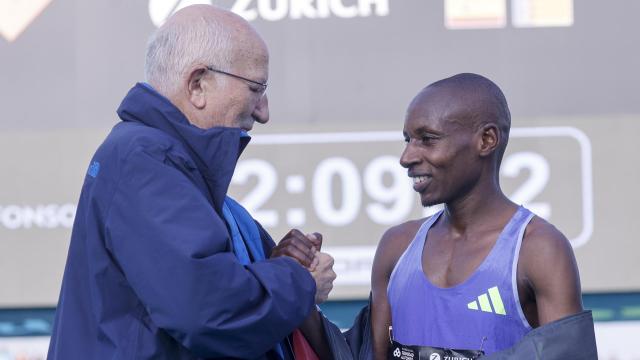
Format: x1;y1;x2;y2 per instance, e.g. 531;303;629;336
400;139;420;169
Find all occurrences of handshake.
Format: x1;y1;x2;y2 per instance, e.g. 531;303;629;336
270;229;337;304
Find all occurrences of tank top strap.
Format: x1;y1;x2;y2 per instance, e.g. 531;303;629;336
488;206;536;266
509;206;536;330
388;210;444;290
481;205;536;331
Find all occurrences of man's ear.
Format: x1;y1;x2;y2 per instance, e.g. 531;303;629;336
186;67;209;109
478;123;500;157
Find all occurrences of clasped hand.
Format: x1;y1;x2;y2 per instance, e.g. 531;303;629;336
270;229;336;304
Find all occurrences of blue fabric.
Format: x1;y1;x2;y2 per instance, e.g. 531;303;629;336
47;83;316;359
388;206;535;354
222;200;252;265
223;197;266;265
222;197;285;359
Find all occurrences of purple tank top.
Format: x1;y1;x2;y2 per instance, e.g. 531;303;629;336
387;206;535;354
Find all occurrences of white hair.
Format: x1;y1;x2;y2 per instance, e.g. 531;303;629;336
144;15;232;97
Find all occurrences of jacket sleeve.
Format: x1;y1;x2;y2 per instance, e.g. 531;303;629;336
480;310;598;360
342;297;373;360
104;146;316;358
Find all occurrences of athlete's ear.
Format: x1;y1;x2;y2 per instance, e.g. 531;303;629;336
478;123;500;157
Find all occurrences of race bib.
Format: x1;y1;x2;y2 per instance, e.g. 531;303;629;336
388;339;484;360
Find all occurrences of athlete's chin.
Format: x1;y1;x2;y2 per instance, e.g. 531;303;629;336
419;194;442;208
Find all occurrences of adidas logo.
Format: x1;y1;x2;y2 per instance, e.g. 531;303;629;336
467;286;506;315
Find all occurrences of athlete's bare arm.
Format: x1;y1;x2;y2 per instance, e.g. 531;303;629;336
517;217;583;327
371;220;423;360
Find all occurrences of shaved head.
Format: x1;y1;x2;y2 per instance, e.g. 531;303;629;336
410;73;511;164
401;73;512;206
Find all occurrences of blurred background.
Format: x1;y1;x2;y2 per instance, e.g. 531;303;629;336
1;0;639;358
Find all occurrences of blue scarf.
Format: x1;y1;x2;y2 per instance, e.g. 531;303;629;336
222;196;285;359
222;197;266;265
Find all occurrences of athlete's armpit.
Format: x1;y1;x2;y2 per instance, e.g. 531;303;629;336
519;217;583;327
370;220;423;360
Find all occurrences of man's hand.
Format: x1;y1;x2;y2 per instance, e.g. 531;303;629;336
270;229;322;268
310;252;336;304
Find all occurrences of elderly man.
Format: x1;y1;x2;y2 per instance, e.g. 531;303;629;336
48;5;335;359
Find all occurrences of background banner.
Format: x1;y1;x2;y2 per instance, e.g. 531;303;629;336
0;0;638;304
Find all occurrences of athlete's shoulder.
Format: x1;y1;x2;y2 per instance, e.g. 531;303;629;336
372;216;430;278
378;218;425;252
522;215;573;259
519;212;583;325
520;214;578;285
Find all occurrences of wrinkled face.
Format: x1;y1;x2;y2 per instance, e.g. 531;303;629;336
400;87;483;207
201;44;269;131
205;45;269;131
187;36;270;131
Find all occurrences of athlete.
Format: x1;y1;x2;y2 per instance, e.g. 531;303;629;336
370;73;584;359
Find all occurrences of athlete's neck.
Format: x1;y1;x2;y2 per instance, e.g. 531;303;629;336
442;185;516;237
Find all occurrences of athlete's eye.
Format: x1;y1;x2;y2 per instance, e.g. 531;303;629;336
421;135;438;144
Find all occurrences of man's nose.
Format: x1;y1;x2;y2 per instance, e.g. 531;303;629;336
252;94;269;124
399;141;419;169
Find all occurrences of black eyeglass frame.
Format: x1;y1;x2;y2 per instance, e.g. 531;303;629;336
205;66;268;94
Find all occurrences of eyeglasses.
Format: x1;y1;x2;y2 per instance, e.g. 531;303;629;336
206;66;268;96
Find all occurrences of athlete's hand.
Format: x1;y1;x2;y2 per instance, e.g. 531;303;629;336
311;252;336;304
305;232;323;271
271;229;320;268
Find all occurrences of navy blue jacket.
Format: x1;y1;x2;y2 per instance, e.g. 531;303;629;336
48;83;316;359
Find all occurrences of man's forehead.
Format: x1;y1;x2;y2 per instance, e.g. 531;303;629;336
229;24;269;62
230;44;269;80
416;84;468;107
407;87;468;124
405;74;510;137
241;39;269;61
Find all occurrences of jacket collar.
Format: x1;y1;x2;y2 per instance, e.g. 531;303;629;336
116;82;250;213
